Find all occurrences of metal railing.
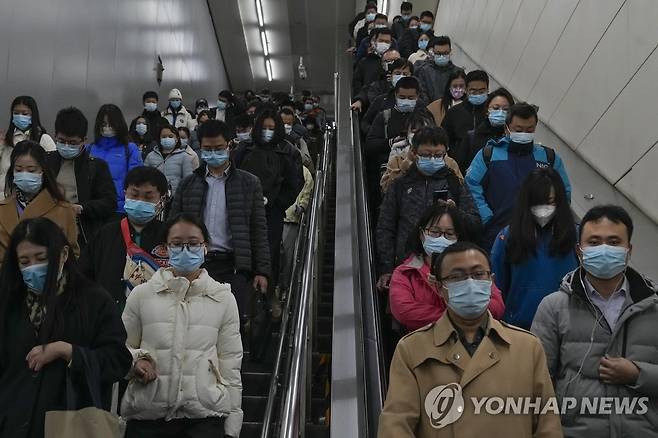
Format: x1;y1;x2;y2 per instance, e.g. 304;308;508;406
272;125;333;438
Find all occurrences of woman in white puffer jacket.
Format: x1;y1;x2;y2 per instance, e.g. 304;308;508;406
121;213;243;438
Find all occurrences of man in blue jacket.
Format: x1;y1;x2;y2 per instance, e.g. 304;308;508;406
465;103;571;250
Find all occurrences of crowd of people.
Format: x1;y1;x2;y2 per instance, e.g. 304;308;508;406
0;87;325;437
349;2;658;437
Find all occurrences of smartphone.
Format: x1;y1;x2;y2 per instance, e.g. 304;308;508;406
433;190;449;203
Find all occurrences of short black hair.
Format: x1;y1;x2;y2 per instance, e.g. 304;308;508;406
394;76;420;93
406;110;436;131
579;205;634;242
466;70;489;86
374;28;393;39
430;241;490;279
507;102;539;125
420;10;434;20
162;213;210;244
234;114;254;129
197;119;232;143
280;108;295;118
375;13;387;20
389;58;414;75
177;126;191;138
431;35;451;48
401;1;413;11
411;126;448;150
143;91;158;102
123;166;168;196
485;87;515;108
55;107;88;139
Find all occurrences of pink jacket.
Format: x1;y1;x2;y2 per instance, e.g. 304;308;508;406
389;255;505;331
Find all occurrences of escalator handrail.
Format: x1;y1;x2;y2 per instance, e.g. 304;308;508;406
278;127;333;438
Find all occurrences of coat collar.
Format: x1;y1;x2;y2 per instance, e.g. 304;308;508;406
151;268;229;302
0;190;59;232
432;310;512;347
564;266;657;305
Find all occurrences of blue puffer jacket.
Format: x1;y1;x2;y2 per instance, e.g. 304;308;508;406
491;225;578;329
89;137;142;213
465;136;571;249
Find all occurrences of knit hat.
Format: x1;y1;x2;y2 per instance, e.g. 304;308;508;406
168;88;182;100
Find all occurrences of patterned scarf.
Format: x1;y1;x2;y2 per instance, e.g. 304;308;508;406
25;273;67;332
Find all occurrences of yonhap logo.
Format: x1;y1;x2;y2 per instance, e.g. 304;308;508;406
424;383;464;429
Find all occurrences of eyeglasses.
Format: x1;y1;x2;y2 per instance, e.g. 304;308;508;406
441;270;491;284
167;242;205;252
424;228;457;240
56;139;84;147
416;153;445;159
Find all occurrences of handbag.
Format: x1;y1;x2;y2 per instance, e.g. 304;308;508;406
45;349;125;437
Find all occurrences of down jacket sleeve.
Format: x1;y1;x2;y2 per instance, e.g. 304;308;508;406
375;182;400;274
276;145;304;211
80;158;117;221
216;291;244;437
465;150;494;225
122;283;152;369
530;292;562;379
250;178;272;278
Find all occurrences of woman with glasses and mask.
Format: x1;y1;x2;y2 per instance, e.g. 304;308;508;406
491;168;577;330
0;218;131;438
389;203;504;332
0;141;79;264
121;213;242;438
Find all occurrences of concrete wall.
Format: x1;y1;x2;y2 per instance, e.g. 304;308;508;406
436;0;658;224
0;0;228;131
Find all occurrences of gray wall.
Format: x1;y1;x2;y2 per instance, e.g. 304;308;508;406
0;0;228;133
436;0;658;224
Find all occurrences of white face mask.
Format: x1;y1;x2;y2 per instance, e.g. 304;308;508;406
531;204;557;228
374;41;391;55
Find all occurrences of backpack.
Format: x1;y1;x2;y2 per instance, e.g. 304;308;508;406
121;218;165;297
482;143;556;168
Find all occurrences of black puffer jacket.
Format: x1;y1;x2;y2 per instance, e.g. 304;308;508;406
169;164;271;278
455;119;506;174
376;165;482;274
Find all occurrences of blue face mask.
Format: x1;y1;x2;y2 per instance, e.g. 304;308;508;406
416;156;445;175
236;131;251;142
216;100;227;110
366;12;376;22
423;235;455;256
581;244;628;280
56;142;83;160
262;129;275;143
144;102;158;112
418;39;429;50
419;22;432;32
14;172;42;194
21;263;49;294
391;74;404;87
304;103;313;111
508;131;535;144
401;14;411;21
467;93;487;106
169;100;182;110
201;149;229;168
124;199;158;225
160;137;177;151
396;97;417;113
13;114;32;131
434;54;450;67
445;279;491;319
169;246;205;275
135;123;148;136
488;109;507;127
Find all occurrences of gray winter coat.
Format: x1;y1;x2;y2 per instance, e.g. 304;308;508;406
415;60;462;103
144;147;194;194
169;165;271;278
531;267;658;437
375;165;481;274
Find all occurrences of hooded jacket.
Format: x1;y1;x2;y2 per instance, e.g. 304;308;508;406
465;136;571;250
390;254;505;331
376;165;481;274
531;267;658;437
415;60;462;103
88;137;143;213
143;146;194;194
121;268;243;437
491;226;578;329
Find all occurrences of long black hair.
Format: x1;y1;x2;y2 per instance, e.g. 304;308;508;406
406;203;473;257
93;104;130;146
5;96;47;146
129;115;153;145
507;168;576;264
5;140;65;201
0;218;90;346
440;69;466;112
253;108;285;147
156;122;181;151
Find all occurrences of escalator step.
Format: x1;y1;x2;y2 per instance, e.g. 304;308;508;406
241;371;272;396
306;423;330;438
240;421;262;438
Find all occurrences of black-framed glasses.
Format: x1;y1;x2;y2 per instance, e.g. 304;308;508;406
167;242;205;252
441;270;491;284
424;228;457;240
56;138;85;147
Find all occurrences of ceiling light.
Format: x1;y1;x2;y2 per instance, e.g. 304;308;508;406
266;58;273;82
260;30;269;56
256;0;264;27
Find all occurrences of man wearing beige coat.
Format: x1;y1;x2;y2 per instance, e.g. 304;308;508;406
378;242;563;438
